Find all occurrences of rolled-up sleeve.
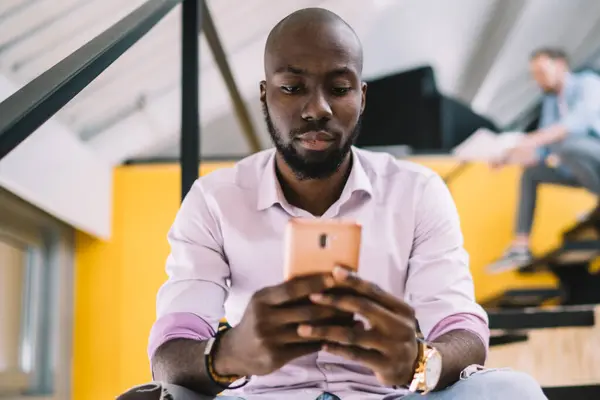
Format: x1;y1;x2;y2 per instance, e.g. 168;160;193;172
148;180;230;361
406;174;489;352
560;75;600;137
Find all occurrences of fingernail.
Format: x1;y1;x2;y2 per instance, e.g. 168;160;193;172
310;293;324;302
298;325;312;336
324;276;335;287
334;266;349;279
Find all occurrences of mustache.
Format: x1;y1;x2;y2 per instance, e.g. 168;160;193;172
291;120;337;138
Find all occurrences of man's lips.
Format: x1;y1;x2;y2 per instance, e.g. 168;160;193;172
296;131;335;141
295;131;335;151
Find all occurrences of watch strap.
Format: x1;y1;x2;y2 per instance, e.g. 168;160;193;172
408;336;432;393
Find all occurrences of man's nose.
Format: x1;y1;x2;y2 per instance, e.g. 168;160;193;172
301;90;332;121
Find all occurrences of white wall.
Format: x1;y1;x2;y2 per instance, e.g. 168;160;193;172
0;75;112;239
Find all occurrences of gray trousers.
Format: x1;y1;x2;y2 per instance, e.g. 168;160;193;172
516;136;600;235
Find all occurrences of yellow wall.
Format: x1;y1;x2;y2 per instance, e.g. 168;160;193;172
72;158;596;400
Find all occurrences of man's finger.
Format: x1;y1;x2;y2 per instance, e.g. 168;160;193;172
275;342;324;365
297;323;387;351
269;303;343;326
267;325;323;345
329;267;414;317
309;293;415;336
258;274;335;305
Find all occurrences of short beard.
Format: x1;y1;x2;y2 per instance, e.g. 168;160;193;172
262;102;361;180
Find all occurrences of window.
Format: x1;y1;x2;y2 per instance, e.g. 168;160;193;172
0;188;73;399
0;236;28;392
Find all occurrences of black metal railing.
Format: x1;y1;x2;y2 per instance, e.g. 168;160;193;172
0;0;182;160
0;0;257;201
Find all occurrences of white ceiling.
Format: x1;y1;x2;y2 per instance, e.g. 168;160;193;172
1;0;600;163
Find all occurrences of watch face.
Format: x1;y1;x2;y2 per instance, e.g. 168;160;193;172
424;351;443;390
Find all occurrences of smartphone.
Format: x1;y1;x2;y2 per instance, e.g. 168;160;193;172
283;218;362;328
284;218;362;280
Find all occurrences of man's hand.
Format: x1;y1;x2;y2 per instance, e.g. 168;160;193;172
296;267;418;386
505;139;539;167
489;140;540;170
213;274;341;377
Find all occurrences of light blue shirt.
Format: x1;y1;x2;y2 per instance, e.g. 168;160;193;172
537;71;600;173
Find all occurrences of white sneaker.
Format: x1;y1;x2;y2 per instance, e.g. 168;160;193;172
486;246;533;274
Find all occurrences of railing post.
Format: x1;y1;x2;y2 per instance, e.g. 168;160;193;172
180;0;201;202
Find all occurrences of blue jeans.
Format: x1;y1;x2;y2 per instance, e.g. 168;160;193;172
400;368;546;399
123;369;546;399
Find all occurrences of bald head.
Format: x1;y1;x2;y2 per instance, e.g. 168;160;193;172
264;8;363;75
259;8;367;181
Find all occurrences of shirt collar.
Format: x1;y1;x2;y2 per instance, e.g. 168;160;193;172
256;150;283;211
256;147;373;212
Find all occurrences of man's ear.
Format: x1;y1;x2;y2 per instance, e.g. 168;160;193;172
360;82;368;115
260;80;267;103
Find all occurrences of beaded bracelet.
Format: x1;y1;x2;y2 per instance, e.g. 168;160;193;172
203;327;250;390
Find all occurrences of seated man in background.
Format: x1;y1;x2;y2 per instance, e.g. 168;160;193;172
146;8;545;400
489;48;600;272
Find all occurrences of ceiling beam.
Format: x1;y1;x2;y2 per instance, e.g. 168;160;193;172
455;0;527;103
0;0;88;55
87;40;265;165
471;0;600;120
7;0;147;80
494;26;600;128
0;0;38;23
480;5;600;123
87;0;335;164
133;94;269;160
201;0;261;153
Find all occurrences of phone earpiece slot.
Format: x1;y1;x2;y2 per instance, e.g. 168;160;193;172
319;233;328;248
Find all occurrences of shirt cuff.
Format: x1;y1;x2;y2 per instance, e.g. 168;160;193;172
426;313;490;355
147;312;215;361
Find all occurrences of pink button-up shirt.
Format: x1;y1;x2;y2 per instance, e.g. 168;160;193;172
149;147;489;399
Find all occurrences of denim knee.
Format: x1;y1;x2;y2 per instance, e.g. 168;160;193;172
452;368;546;399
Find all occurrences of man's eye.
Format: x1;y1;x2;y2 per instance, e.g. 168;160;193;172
332;87;351;96
281;85;301;94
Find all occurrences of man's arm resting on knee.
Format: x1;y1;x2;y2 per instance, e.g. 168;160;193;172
431;329;486;390
152;338;223;396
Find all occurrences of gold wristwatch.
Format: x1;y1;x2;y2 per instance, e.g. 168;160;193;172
408;337;443;394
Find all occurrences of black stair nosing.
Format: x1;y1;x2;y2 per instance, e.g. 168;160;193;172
542;385;600;399
482;286;560;302
480;287;562;310
518;239;600;273
564;222;600;238
562;239;600;251
489;332;529;347
502;287;561;297
487;305;596;330
563;211;600;237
